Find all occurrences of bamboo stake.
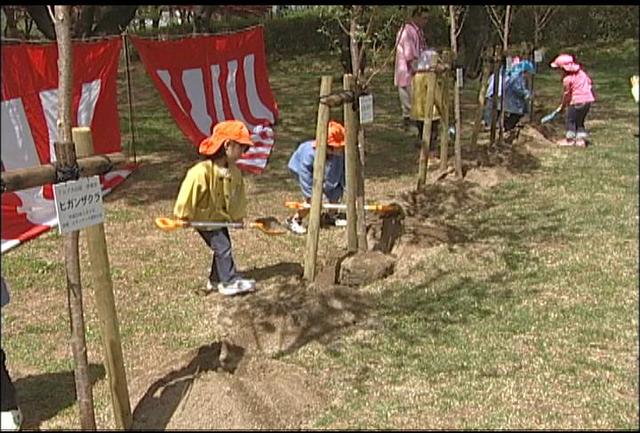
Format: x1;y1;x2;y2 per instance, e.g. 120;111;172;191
416;71;437;190
53;6;96;430
343;74;358;253
73;127;132;430
304;76;332;281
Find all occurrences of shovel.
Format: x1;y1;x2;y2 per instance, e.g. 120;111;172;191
154;216;287;235
285;201;401;214
541;106;562;124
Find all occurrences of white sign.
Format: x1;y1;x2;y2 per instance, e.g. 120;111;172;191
505;56;513;71
53;175;104;234
456;68;464;88
534;49;543;63
359;94;374;124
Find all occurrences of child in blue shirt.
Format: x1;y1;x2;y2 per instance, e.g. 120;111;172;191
286;120;346;235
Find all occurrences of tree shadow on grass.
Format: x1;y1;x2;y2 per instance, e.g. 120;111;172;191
14;363;105;430
131;341;245;431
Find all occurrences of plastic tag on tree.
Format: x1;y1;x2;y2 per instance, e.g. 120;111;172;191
456;68;463;88
359;94;374;124
506;56;513;71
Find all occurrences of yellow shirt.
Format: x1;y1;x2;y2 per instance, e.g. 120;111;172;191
173;160;247;222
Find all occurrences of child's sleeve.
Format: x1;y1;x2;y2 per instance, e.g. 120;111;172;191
562;75;573;106
173;166;205;220
298;151;315;198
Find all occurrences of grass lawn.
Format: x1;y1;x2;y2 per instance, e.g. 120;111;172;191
1;38;638;429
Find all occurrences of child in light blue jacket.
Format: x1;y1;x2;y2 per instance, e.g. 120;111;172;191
286;120;346;234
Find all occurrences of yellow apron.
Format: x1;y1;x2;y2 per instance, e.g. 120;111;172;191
411;71;443;122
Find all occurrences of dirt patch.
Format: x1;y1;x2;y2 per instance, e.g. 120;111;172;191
518;124;562;151
130;342;326;430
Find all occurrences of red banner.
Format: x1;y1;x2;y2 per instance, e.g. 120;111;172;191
1;37;134;253
130;26;279;174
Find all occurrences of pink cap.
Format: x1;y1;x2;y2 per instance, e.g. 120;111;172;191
550;54;580;72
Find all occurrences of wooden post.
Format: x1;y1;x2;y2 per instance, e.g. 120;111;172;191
53;6;97;430
489;45;502;146
1;153;126;193
471;48;492;148
73;127;132;430
303;76;332;281
343;75;358;253
416;71;437;190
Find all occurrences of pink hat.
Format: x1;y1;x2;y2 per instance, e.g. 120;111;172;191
550;54;580;72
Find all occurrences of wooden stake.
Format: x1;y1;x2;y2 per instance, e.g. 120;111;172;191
416;71;437;190
53;6;96;430
304;76;332;281
73;127;133;430
343;75;358;253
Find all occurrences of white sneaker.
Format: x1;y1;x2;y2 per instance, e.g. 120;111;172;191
206;280;215;293
1;409;23;431
217;279;256;296
286;217;307;235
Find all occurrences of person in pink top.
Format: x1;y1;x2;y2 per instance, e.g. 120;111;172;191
394;7;428;132
550;54;596;147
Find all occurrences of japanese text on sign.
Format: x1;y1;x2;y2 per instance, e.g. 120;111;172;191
53;176;104;234
359;94;374;124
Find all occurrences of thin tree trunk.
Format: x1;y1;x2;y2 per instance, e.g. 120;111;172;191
498;5;511;146
53;6;97;430
450;6;463;178
349;8;367;251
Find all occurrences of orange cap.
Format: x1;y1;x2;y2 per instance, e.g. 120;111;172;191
313;120;345;148
198;120;254;156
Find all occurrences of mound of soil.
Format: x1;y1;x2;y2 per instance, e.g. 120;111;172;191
130;342;326;430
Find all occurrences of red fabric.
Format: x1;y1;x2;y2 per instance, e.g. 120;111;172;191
1;37;134;253
130;26;279;174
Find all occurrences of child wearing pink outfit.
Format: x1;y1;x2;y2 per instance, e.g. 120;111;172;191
394;7;428;131
550;54;596;147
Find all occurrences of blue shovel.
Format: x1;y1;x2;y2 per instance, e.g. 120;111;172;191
541;106;562;124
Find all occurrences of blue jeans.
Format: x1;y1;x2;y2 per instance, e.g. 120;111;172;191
197;228;237;284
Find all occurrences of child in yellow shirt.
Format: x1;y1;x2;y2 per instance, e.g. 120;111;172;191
173;120;256;296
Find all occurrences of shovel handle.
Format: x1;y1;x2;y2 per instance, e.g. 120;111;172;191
284;201;399;213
